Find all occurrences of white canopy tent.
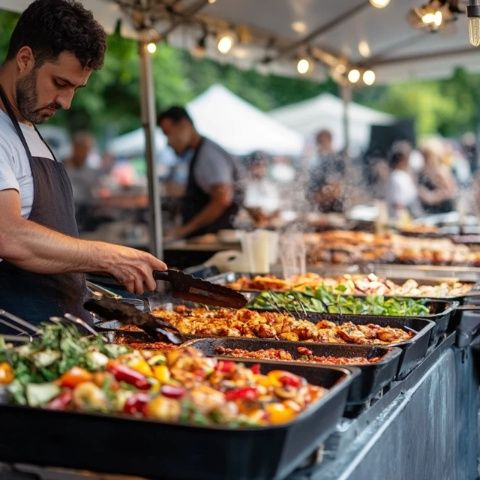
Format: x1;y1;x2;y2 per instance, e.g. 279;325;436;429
109;127;167;158
108;84;304;157
270;93;395;154
187;84;304;156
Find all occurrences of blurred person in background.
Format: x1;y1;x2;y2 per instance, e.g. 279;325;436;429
418;144;457;214
64;131;100;231
445;140;472;188
158;106;242;239
461;132;477;174
243;151;280;226
369;158;390;201
386;141;421;220
309;128;346;213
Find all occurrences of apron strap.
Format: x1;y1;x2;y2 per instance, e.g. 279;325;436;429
33;124;58;162
0;85;33;162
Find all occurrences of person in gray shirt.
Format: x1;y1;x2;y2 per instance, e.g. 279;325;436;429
158;106;242;238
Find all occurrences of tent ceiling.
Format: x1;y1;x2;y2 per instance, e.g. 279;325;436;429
0;0;476;83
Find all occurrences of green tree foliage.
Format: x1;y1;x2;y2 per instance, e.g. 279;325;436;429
355;68;480;138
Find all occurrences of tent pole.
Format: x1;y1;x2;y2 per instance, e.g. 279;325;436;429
341;83;352;156
138;41;163;258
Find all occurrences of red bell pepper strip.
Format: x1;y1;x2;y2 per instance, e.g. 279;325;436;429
107;363;150;390
279;372;301;388
250;364;261;374
123;393;150;415
216;360;236;373
161;385;186;399
46;390;73;411
225;386;257;401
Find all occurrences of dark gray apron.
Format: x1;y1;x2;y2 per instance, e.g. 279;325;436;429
0;86;89;325
181;137;242;238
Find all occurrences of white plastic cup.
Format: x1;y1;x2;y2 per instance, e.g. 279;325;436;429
279;232;306;279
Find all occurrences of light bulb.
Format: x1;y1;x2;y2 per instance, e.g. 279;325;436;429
468;3;480;47
358;40;371;58
217;33;235;54
422;10;442;28
348;68;360;84
363;69;376;86
291;21;307;33
369;0;390;8
469;17;480;46
146;42;157;54
297;58;311;75
208;0;216;4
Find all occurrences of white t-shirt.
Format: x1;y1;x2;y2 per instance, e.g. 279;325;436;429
387;169;418;208
0;110;54;218
181;138;236;193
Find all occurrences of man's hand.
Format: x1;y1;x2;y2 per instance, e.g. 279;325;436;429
92;242;167;294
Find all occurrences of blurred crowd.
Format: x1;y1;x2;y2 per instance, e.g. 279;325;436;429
60;122;480;244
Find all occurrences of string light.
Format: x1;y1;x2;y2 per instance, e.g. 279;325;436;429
467;1;480;46
347;68;361;83
291;21;307;33
217;32;235;54
146;42;157;54
369;0;391;8
422;9;443;28
358;40;371;58
297;57;312;75
363;69;376;85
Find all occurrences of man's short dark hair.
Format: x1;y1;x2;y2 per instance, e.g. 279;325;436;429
6;0;106;70
157;106;194;126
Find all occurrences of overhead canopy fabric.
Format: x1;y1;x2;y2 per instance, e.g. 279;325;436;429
270;93;395;154
0;1;476;84
108;84;304;157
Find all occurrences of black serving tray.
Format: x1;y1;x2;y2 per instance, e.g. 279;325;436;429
185;337;401;405
248;293;455;347
95;310;433;381
0;363;354;480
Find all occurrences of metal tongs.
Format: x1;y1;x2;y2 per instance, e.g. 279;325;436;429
153;269;248;308
84;297;184;345
0;309;109;343
88;269;248;309
0;309;39;344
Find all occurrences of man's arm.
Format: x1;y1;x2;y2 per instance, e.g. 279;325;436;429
175;184;233;238
0;189;166;294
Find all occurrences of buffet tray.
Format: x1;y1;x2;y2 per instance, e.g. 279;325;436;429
185;337;402;405
0;363;354;480
96;312;433;381
208;271;480;304
245;313;434;380
249;296;455;348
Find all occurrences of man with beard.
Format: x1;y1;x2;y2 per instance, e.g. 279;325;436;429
0;0;167;324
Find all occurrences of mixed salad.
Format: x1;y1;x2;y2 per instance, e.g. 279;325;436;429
248;287;431;316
